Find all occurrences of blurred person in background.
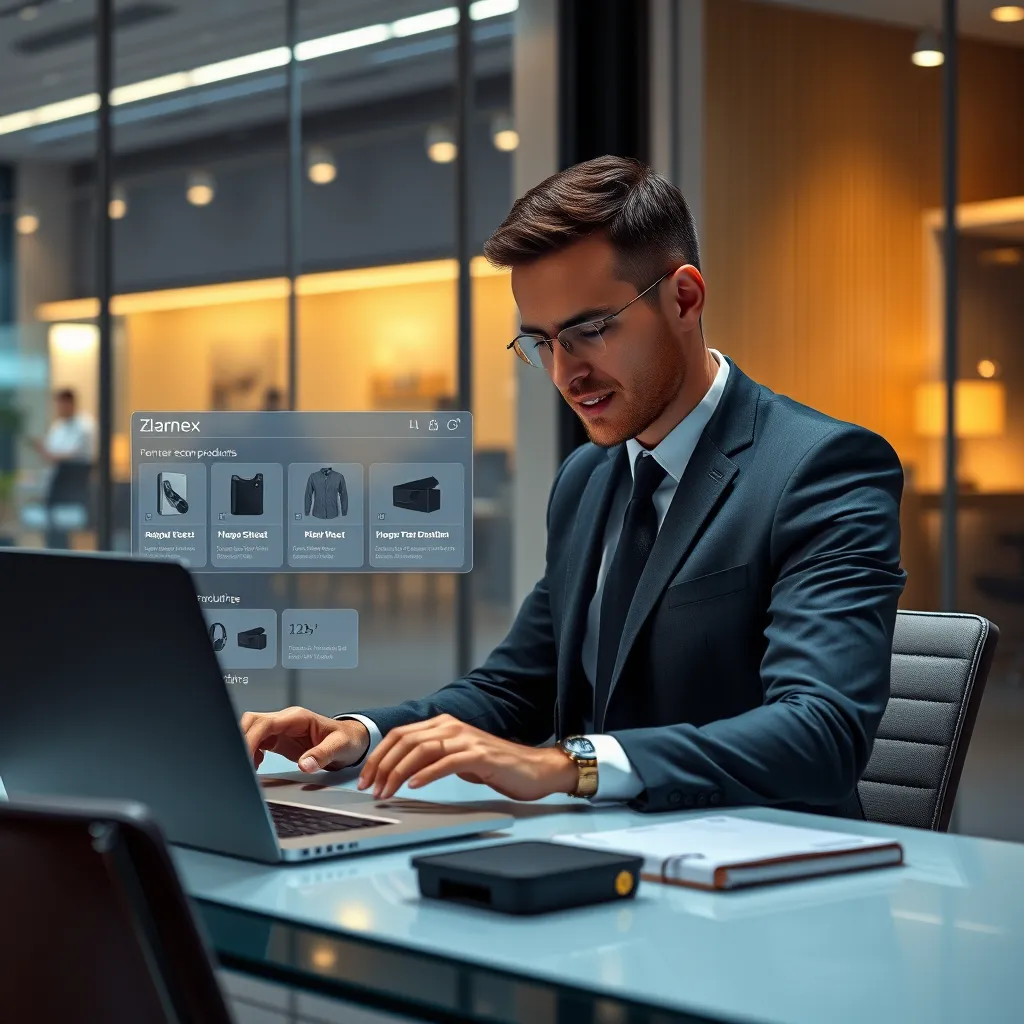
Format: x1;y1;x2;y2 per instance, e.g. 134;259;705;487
31;388;94;549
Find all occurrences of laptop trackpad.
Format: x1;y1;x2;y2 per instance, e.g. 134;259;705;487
260;775;382;809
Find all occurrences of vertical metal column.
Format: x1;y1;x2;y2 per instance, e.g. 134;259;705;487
668;0;680;188
95;0;114;550
0;168;14;326
286;0;301;411
556;0;650;462
455;0;474;676
940;0;961;833
285;0;302;707
940;0;959;614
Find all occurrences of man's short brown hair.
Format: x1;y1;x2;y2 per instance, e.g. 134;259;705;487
483;155;700;289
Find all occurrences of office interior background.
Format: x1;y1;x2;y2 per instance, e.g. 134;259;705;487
1;0;1023;857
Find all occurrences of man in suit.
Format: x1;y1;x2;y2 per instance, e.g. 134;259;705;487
243;156;906;817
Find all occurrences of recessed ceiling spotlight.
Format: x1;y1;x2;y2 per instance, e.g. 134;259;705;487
912;28;944;67
109;184;128;220
186;170;215;206
491;113;519;152
426;124;457;164
307;146;337;185
15;207;40;235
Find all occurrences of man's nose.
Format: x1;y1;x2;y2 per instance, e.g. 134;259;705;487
547;342;590;391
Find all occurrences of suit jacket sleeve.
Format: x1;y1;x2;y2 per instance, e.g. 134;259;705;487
346;452;579;744
611;425;906;813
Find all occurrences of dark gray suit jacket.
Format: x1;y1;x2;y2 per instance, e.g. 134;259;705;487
354;359;907;817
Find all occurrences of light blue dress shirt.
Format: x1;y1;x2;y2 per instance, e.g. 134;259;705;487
346;350;730;801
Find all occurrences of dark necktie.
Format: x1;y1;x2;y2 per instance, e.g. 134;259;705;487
594;450;668;728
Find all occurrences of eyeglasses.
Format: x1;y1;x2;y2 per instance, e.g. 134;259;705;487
506;271;672;370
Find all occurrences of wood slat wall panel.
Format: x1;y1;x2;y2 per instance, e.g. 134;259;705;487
704;0;1024;467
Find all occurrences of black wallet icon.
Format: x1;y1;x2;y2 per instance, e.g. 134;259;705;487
231;473;264;516
237;626;267;651
393;476;441;513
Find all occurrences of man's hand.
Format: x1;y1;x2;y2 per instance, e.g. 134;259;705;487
357;714;578;801
240;707;370;772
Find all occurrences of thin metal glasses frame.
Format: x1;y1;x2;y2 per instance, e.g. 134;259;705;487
506;270;672;367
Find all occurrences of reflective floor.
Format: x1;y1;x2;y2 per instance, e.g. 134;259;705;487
222;971;406;1024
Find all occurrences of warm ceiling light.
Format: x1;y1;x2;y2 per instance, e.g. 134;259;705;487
0;2;520;136
109;184;127;220
491;113;518;152
912;28;944;67
392;9;459;36
977;359;999;379
979;246;1022;266
186;170;215;206
991;6;1024;23
35;257;507;321
307;146;336;185
15;208;39;235
426;125;457;164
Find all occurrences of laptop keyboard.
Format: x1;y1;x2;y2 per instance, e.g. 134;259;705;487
268;802;383;839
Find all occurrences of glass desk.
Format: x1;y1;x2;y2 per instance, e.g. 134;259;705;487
177;762;1024;1024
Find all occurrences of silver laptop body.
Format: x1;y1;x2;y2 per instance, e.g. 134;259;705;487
0;550;511;863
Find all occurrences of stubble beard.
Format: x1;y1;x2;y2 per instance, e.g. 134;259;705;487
573;349;686;449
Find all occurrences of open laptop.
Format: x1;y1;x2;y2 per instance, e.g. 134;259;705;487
0;550;512;863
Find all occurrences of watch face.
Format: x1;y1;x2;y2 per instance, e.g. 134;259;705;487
563;736;596;757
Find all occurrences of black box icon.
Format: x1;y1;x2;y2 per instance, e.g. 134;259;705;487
393;476;441;513
237;626;268;651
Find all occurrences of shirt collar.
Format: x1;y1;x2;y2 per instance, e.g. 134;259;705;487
625;349;731;484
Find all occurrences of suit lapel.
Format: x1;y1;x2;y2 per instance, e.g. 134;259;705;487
597;359;761;729
557;447;627;706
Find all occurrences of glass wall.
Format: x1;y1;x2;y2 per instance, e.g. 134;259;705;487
949;7;1024;842
676;0;1024;839
700;0;948;611
0;0;518;716
0;0;98;554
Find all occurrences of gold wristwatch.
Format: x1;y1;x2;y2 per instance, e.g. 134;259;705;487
559;736;599;799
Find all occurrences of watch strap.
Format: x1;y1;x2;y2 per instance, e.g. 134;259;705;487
560;737;599;799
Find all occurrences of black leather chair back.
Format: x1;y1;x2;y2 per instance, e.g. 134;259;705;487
0;797;233;1023
859;611;998;831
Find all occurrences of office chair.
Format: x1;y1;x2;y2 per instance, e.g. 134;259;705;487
858;611;999;831
0;797;233;1024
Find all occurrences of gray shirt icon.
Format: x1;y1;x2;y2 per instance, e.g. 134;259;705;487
304;468;348;519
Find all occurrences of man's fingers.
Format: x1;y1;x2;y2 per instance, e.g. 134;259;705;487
368;733;443;795
298;730;357;773
407;752;480;791
374;739;453;800
242;717;281;761
241;708;310;763
359;716;458;787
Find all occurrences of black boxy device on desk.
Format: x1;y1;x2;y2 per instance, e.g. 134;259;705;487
413;841;643;915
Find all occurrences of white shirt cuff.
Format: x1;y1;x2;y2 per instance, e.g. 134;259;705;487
586;733;644;802
333;714;382;766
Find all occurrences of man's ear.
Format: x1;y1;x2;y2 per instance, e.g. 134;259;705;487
670;265;705;329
